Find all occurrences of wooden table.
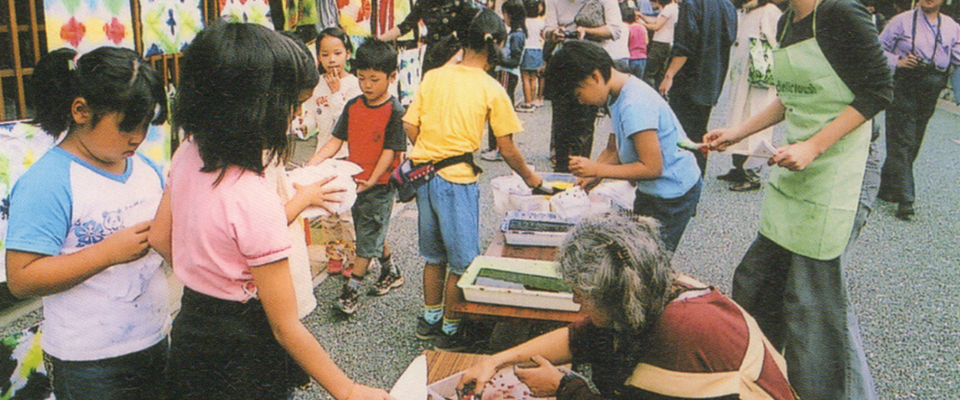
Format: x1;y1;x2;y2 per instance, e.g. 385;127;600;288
446;232;583;323
425;350;488;384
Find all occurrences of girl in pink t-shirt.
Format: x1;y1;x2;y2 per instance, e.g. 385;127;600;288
148;21;392;400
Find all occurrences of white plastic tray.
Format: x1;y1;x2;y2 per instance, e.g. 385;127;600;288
457;256;580;312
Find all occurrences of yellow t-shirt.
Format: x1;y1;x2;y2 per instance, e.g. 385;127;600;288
403;64;523;183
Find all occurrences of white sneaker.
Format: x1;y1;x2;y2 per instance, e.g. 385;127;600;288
480;149;502;161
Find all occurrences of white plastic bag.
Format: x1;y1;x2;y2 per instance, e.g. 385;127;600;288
549;186;592;220
285;159;363;217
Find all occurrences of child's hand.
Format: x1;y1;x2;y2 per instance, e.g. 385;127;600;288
294;176;345;214
514;355;564;397
325;68;342;93
306;153;328;166
355;179;373;193
577;176;601;191
458;358;501;395
99;220;152;266
344;383;394;400
770;141;820;171
704;128;743;151
569;156;600;178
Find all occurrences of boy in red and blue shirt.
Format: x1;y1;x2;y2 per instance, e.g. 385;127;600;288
309;39;406;314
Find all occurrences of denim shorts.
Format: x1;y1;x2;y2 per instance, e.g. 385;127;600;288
44;340;166;400
520;48;543;71
416;176;480;275
352;184;396;258
633;179;702;253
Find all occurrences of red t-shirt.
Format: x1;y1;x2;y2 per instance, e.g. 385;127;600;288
332;95;406;185
566;287;795;399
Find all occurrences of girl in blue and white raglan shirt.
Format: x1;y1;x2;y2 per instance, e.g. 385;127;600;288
4;47;169;399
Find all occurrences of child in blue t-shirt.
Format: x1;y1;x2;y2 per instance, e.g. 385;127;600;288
544;40;702;253
5;47;170;399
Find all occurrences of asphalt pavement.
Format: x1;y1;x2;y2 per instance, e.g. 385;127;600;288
295;101;960;399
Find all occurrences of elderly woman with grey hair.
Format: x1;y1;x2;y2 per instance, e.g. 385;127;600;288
459;212;797;400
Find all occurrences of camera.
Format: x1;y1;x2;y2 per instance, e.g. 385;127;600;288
914;56;937;72
562;27;580;39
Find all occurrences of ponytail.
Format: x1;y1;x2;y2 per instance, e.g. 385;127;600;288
30;48;80;137
30;47;167;138
463;8;507;67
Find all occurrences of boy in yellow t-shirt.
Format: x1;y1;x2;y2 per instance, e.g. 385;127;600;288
402;9;546;351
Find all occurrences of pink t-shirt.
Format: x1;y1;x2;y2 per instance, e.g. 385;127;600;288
169;138;291;302
629;23;648;60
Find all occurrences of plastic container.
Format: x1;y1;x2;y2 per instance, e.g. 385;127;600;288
457;256;580;312
491;173;578;215
501;211;575;247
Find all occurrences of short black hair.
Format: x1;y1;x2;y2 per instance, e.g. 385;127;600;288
543;40;613;100
30;47;167;137
621;2;637;23
523;0;544;17
175;20;319;180
352;38;398;74
502;0;528;34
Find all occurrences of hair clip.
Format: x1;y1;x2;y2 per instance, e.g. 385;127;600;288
68;52;81;71
484;33;493;41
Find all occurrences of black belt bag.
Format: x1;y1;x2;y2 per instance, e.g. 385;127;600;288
389;153;483;202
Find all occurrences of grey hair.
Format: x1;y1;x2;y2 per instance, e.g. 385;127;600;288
558;212;674;333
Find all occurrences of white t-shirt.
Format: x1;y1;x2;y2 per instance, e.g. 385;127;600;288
653;2;679;44
5;147;170;361
525;17;545;50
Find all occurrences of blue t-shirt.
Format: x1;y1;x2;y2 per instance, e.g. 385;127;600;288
608;76;701;199
5;146;170;361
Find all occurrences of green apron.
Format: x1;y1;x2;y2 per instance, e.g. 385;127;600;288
759;5;871;260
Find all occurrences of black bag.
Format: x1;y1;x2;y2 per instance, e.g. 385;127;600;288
389;153;483;202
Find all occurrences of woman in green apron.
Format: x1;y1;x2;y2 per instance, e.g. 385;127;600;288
704;0;892;398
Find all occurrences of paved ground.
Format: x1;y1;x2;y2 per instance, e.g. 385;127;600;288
291;99;960;399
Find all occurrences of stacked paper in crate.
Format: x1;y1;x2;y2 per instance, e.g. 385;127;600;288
457;256;580;312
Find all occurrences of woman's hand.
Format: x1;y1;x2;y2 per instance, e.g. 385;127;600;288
769;141;821;171
325;68;342;93
658;74;673;96
293;176;345;214
896;54;918;69
458;358;501;395
344;383;393;400
514;355;564;397
569;156;601;178
704;127;745;151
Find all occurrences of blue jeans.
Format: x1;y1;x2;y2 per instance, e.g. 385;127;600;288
632;180;702;253
416;175;480;274
44;340;166;400
628;58;647;80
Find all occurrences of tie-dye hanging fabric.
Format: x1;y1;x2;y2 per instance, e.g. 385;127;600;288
316;0;341;30
220;0;274;28
397;46;422;106
0;120;170;282
141;0;205;56
339;0;372;36
44;0;136;52
284;0;319;30
375;0;412;36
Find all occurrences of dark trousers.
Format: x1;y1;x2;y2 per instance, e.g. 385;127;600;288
632;180;702;253
669;92;712;176
489;70;519;150
878;69;947;204
644;41;671;89
551;96;597;172
731;140;882;400
45;340;166;400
